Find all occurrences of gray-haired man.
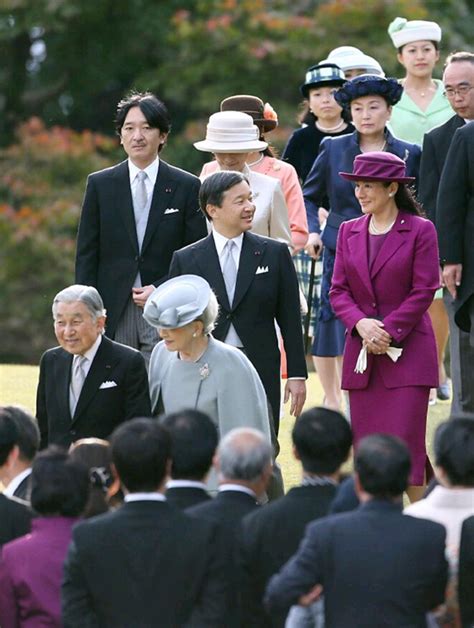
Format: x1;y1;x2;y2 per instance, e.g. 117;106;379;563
36;284;151;449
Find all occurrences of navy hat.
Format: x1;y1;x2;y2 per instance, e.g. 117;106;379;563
334;74;403;107
300;63;346;98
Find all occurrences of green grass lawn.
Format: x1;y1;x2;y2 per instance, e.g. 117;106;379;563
0;364;451;490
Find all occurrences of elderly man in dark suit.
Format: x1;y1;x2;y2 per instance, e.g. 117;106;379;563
36;285;150;449
0;406;39;503
265;434;448;628
169;171;307;434
241;407;352;628
420;52;474;414
75;92;207;361
62;418;228;627
162;409;217;510
0;411;33;547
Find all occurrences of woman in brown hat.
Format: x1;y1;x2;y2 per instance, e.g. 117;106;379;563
330;151;439;500
201;95;308;253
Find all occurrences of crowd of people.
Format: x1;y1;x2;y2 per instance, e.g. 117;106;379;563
1;12;474;628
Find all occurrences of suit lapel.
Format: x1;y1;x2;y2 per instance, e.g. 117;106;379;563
55;350;73;422
191;235;231;310
347;217;376;301
72;337;118;423
141;161;173;253
113;161;139;252
370;214;410;279
233;232;266;310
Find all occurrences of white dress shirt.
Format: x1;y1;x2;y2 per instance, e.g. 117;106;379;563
3;467;32;498
124;492;166;503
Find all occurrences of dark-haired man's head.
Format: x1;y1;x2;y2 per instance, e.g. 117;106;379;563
0;411;19;472
111;418;171;493
115;92;171;168
199;171;253;231
435;418;474;487
355;434;411;500
161;410;218;481
1;406;39;464
292;407;352;476
31;446;89;517
443;52;474;120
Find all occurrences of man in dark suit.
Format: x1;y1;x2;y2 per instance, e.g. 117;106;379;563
265;434;448;628
36;285;150;449
420;52;474;414
0;412;33;547
188;427;273;627
62;418;228;627
169;171;307;434
241;407;352;628
162;409;217;509
459;515;474;628
0;406;39;503
75;92;207;360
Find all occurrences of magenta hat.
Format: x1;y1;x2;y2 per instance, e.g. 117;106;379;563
339;151;415;183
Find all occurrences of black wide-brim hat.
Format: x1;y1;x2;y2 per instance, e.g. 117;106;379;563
300;63;346;98
334;74;403;107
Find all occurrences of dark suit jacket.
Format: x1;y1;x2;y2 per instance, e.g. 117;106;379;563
75;159;207;338
36;336;151;449
62;500;228;628
0;494;32;548
418;114;464;222
169;232;307;428
241;483;337;628
459;515;474;628
265;500;448;628
437;123;474;332
188;490;259;628
165;486;211;510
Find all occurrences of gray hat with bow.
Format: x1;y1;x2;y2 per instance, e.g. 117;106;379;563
143;275;211;329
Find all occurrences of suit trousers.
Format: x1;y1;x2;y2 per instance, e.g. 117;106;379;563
444;290;474;414
114;297;158;365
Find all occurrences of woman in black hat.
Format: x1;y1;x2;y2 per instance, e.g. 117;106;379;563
303;74;421;412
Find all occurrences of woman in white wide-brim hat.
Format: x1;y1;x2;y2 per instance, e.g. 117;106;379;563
195;111;292;249
144;275;272;461
320;46;385;80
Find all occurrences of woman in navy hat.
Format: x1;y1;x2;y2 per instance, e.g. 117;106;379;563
144;274;272;489
330;151;439;500
303;74;421;413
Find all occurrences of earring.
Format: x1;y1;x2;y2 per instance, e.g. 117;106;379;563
192;332;197;338
388;193;394;197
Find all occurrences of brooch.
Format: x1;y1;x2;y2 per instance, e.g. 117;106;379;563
199;363;210;380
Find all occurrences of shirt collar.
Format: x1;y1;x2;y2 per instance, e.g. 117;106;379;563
76;334;102;365
212;229;244;256
128;156;159;186
218;483;257;498
166;479;207;490
124;492;166;503
3;467;32;497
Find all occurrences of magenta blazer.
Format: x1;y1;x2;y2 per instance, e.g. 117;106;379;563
330;211;439;390
0;516;79;628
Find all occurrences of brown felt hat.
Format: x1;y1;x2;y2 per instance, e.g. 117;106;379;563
220;95;277;134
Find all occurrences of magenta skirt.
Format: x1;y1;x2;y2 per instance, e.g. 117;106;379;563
349;361;431;486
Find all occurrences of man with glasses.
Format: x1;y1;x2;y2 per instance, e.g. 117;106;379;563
419;52;474;414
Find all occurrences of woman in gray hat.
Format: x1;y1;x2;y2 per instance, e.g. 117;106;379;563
144;275;272;448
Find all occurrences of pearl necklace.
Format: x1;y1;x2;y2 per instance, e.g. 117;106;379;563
246;154;264;168
361;139;387;154
316;120;346;133
369;216;396;235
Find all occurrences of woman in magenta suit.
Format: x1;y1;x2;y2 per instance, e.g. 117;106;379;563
0;448;89;628
330;152;439;499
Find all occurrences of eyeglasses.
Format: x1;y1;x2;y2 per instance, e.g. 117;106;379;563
444;85;474;98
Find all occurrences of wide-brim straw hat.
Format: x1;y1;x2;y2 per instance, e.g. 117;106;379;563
143;275;211;329
339;151;415;183
220;95;277;133
321;46;385;77
194;111;268;153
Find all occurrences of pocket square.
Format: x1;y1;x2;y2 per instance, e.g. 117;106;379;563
256;266;269;275
99;380;118;389
164;208;180;215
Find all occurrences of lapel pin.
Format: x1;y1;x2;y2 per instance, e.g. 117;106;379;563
255;251;261;256
165;188;172;193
